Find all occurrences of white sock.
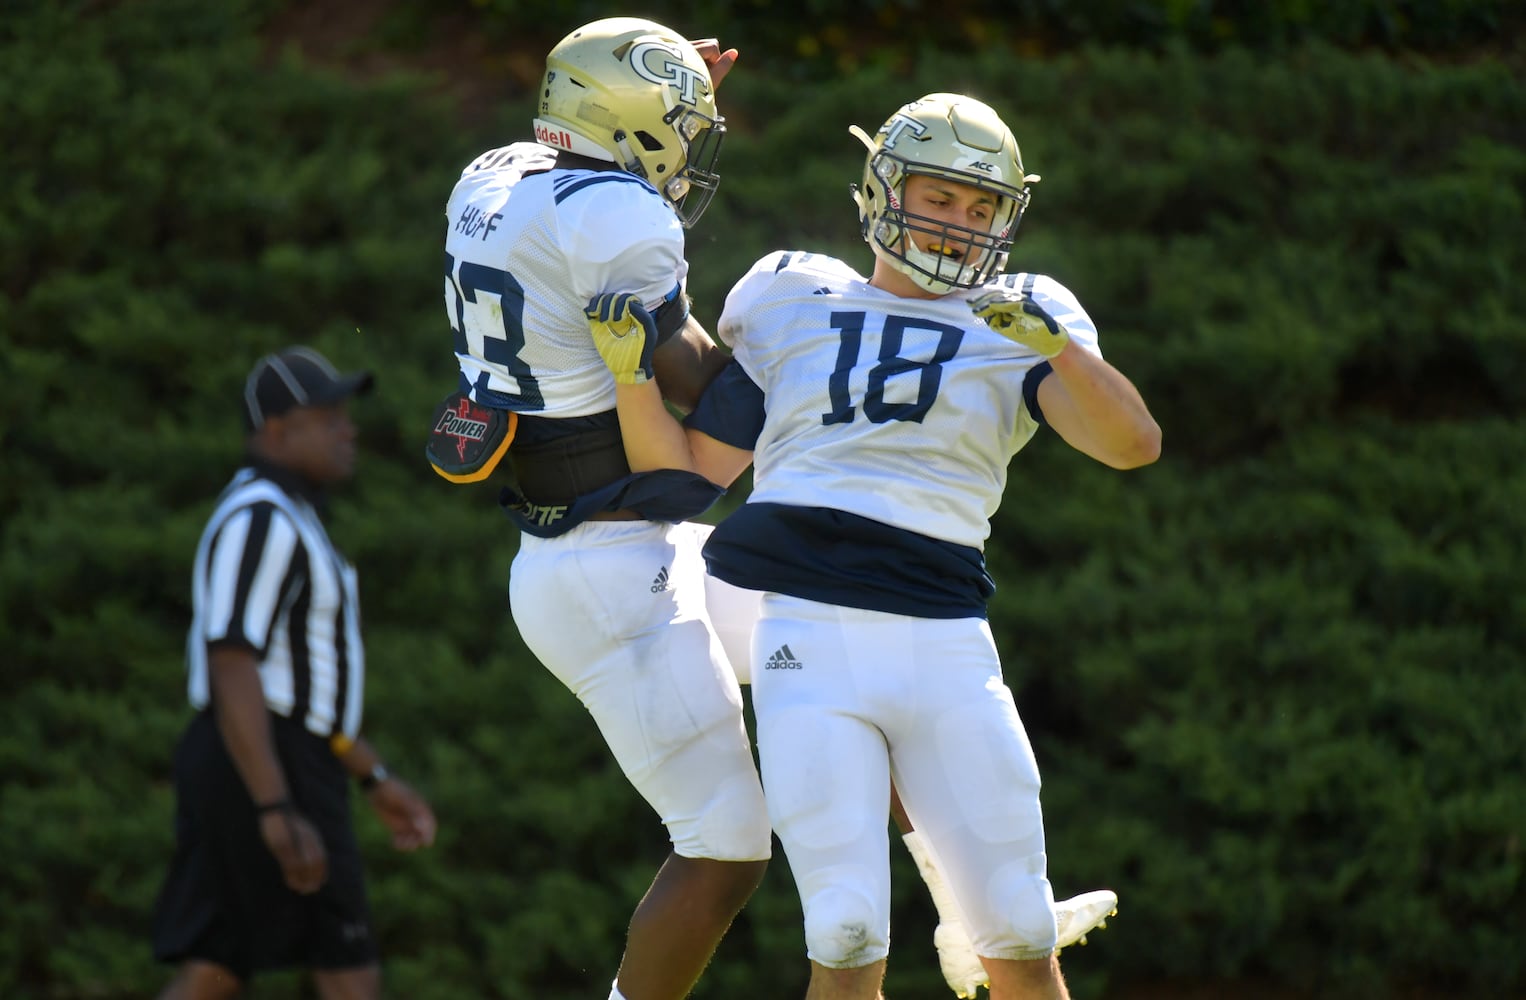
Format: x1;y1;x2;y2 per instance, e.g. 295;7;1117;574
608;981;628;1000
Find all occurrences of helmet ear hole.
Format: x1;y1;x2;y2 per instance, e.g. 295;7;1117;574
634;131;666;152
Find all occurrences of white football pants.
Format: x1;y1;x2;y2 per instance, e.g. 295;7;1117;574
510;520;771;862
751;593;1058;967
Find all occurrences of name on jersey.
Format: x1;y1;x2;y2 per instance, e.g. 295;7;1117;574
454;205;502;240
535;122;575;150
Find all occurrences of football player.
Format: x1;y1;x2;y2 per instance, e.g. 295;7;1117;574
433;19;764;1000
589;93;1160;999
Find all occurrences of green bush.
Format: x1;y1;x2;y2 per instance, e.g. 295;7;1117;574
403;0;1526;78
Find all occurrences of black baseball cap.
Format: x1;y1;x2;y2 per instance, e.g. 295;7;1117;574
243;346;374;430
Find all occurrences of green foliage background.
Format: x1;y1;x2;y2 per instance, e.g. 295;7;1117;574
1;1;1522;998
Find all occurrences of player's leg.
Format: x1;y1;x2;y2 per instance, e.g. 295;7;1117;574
311;965;381;1000
884;617;1069;999
710;537;986;998
752;595;897;999
156;961;243;1000
613;852;767;1000
901;816;989;998
612;524;770;999
511;522;770;1000
983;954;1070;1000
701;553;763;687
806;959;888;1000
713;572;995;1000
900;788;1112;998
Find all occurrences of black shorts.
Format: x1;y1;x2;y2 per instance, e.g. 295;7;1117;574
151;711;377;980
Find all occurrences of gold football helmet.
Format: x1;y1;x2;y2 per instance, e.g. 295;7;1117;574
534;17;725;227
850;93;1040;294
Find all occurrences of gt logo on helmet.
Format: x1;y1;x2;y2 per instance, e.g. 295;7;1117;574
629;41;707;106
879;113;929;149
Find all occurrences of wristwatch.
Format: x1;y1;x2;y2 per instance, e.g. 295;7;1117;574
359;762;390;791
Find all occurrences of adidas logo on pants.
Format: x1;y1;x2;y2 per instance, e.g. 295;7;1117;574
764;645;803;670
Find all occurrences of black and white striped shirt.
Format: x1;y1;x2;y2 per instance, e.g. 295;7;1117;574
185;458;365;740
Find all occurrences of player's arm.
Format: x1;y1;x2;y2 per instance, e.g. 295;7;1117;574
681;353;760;486
613;381;697;473
686;426;752;487
971;285;1160;468
1036;346;1161;469
652;313;730;414
605;390;753;482
589;292;759;479
588;292;703;473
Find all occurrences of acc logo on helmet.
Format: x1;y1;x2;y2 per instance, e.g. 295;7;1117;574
629;41;708;106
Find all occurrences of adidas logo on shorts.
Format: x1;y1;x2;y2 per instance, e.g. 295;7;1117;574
764;644;803;670
650;567;671;593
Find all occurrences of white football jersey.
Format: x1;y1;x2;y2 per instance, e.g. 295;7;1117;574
443;142;690;417
718;250;1102;550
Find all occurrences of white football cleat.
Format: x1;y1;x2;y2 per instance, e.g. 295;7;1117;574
932;890;1119;997
932;919;988;998
1054;889;1119;951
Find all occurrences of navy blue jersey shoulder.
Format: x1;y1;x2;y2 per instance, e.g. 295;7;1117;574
552;171;659;204
773;251;820;272
684;361;765;450
703;503;993;619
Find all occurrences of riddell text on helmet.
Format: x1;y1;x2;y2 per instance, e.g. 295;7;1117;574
535;123;574;149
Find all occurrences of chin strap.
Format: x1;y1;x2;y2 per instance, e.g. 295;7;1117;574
611;130;647;178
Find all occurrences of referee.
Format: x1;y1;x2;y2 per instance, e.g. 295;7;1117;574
152;346;436;1000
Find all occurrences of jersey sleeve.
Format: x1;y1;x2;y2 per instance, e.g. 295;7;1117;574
977;271;1104;359
199;502;302;656
1030;274;1102;358
684;360;767;450
1021;361;1053;428
716;251;792;350
1001;273;1102;427
557;176;690;309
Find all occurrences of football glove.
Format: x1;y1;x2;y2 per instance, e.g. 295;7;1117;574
586;292;658;385
969;286;1070;357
